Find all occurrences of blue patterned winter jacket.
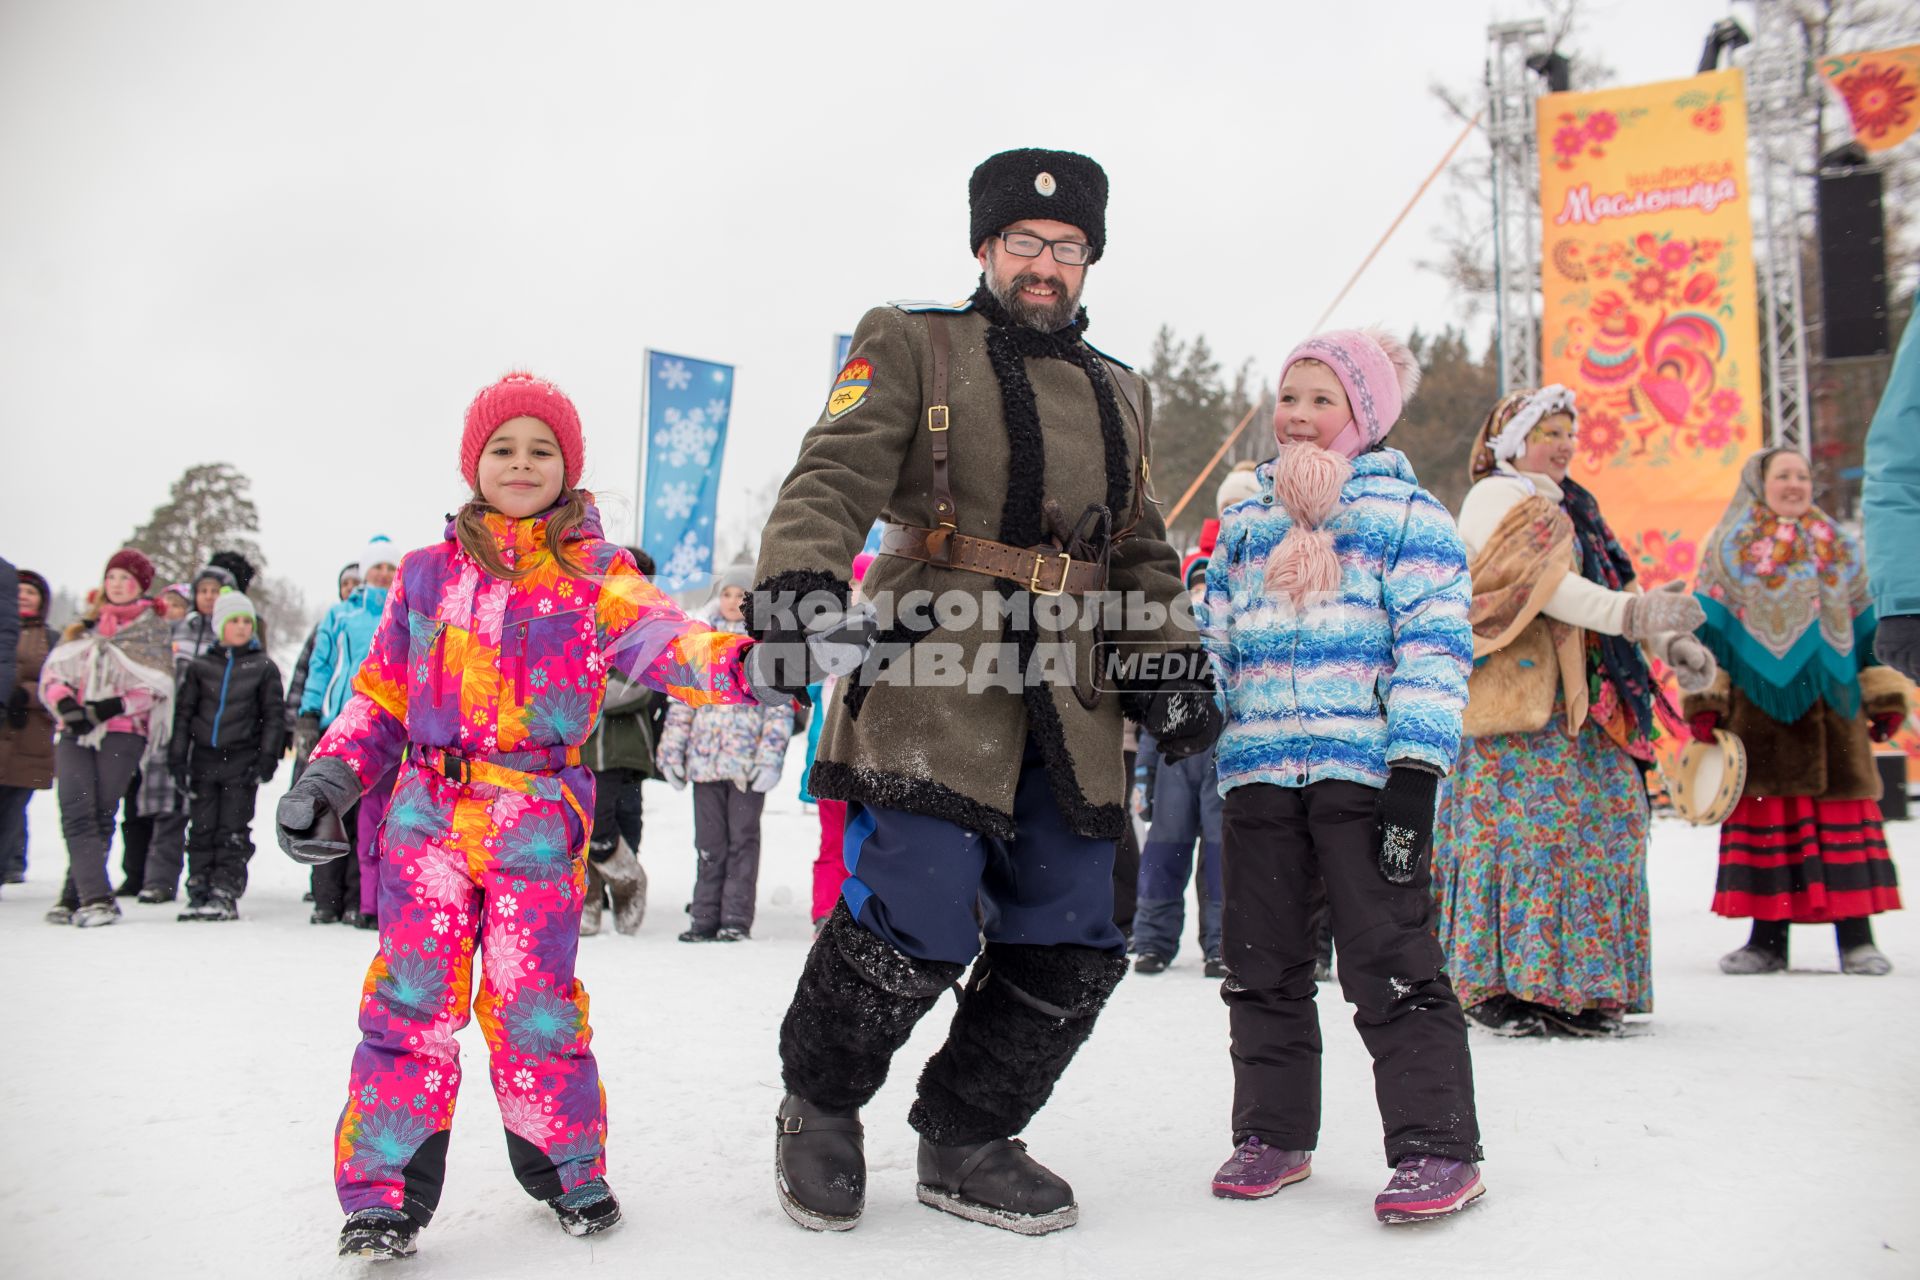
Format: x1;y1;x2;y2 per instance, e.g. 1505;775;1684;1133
1200;447;1471;795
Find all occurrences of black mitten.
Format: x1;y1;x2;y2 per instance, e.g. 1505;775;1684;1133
86;696;126;723
1145;682;1223;762
1375;764;1441;885
275;756;362;864
55;697;92;734
4;687;27;730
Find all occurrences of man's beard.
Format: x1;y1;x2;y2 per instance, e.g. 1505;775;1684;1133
988;268;1082;333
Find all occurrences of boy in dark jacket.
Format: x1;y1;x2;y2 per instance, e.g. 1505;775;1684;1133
171;592;284;921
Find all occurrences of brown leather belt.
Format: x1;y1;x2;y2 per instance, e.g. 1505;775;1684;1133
878;522;1107;596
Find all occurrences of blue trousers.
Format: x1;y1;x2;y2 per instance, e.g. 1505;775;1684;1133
842;737;1127;965
1132;749;1224;961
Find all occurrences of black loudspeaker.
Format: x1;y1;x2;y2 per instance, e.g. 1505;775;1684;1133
1817;163;1889;360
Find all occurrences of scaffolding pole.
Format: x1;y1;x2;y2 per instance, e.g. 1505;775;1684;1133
1742;0;1815;450
1488;19;1548;397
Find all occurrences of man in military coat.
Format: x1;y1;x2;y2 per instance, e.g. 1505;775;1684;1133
749;147;1221;1235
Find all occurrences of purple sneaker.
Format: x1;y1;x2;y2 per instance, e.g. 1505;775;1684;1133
1210;1137;1312;1199
1374;1155;1484;1223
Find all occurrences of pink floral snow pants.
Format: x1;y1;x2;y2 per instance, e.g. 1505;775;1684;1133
334;757;605;1222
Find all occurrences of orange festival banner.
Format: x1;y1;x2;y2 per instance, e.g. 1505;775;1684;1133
1818;45;1920;154
1538;68;1759;591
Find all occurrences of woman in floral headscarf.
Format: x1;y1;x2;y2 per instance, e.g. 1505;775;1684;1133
1687;448;1908;976
1430;387;1718;1038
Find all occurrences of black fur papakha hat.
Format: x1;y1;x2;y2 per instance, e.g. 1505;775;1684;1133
969;148;1108;263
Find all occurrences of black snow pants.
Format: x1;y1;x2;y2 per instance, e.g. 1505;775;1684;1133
1220;779;1481;1165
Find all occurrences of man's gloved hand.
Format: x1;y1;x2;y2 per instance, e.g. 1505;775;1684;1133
1375;763;1441;885
1876;615;1920;683
748;766;781;793
662;760;688;791
55;696;93;734
1145;680;1223;762
257;754;279;785
1870;712;1905;744
1623;580;1706;642
1658;633;1718;693
85;696;126;724
275;755;362;864
1690;712;1720;745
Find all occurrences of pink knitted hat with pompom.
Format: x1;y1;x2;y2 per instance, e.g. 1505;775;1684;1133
1278;329;1421;459
461;372;585;489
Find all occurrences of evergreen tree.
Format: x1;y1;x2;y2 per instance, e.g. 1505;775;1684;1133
1143;326;1253;547
1397;327;1501;515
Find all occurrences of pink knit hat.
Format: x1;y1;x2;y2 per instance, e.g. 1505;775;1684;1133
461;372;585;490
1277;329;1421;459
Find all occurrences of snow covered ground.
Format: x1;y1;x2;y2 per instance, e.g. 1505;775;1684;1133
2;779;1915;1280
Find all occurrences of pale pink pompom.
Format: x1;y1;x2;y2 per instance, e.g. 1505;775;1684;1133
1263;442;1353;606
1357;327;1422;404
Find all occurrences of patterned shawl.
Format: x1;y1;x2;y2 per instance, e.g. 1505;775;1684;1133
1695;449;1874;723
40;602;176;756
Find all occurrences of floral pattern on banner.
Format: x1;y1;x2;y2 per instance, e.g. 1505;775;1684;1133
1623;527;1698;589
1549;105;1649;170
1818;45;1920;153
1675;84;1738;133
1546;229;1752;470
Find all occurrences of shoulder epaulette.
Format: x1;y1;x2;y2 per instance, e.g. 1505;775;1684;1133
1083;341;1133;371
889;296;976;314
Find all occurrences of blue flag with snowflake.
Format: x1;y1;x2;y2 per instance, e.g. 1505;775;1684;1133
641;350;734;593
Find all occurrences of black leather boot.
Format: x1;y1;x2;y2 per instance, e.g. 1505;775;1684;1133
774;901;964;1231
915;1136;1077;1235
909;942;1127;1234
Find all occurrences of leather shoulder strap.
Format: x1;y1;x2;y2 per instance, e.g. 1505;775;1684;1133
926;313;957;540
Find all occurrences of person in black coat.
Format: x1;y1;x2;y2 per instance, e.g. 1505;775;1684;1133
170;592;284;921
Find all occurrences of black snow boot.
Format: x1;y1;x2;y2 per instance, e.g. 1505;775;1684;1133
908;942;1127;1234
548;1178;622;1237
775;900;965;1231
338;1207;419;1260
916;1136;1077;1235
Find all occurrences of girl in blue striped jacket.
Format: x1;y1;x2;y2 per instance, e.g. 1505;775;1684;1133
1199;328;1485;1225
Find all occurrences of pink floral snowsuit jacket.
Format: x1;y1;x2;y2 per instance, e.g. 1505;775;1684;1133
310;502;754;1222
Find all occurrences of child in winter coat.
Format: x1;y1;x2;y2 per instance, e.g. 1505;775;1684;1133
656;562;795;942
170;591;285;920
38;549;175;928
579;546;665;938
274;371;774;1261
302;536;400;927
1199;329;1484;1223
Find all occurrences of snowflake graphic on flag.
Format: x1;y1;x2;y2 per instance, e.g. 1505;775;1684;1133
661;529;711;588
657;406;720;467
657;359;692;392
706;398;730;425
655;480;698;521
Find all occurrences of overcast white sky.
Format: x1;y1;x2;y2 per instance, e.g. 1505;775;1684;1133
1;0;1752;610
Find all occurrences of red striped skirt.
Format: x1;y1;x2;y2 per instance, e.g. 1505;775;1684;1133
1713;795;1902;922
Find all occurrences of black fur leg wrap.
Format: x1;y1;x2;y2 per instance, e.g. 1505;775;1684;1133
779;901;966;1114
909;942;1128;1145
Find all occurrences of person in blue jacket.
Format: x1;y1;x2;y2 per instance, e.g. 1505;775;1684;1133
1865;317;1920;682
300;535;398;925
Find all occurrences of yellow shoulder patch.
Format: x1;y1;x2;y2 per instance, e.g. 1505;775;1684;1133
826;357;873;420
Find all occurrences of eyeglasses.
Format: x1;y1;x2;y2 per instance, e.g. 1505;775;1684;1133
995;231;1094;266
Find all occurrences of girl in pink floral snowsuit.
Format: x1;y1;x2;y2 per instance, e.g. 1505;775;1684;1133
277;373;774;1261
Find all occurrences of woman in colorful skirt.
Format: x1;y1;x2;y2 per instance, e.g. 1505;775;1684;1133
1687;448;1907;976
1431;387;1718;1038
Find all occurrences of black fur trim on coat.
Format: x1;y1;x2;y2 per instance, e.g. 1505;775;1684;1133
780;901;966;1114
746;569;848;642
909;942;1128;1145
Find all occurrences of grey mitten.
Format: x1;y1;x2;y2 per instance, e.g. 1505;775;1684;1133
275;755;362;864
1623;580;1705;642
1659;633;1719;693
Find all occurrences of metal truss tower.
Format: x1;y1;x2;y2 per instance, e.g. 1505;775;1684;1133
1740;0;1816;450
1488;19;1549;397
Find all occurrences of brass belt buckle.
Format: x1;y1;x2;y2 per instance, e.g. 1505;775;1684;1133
927;406;949;431
1029;551;1071;597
